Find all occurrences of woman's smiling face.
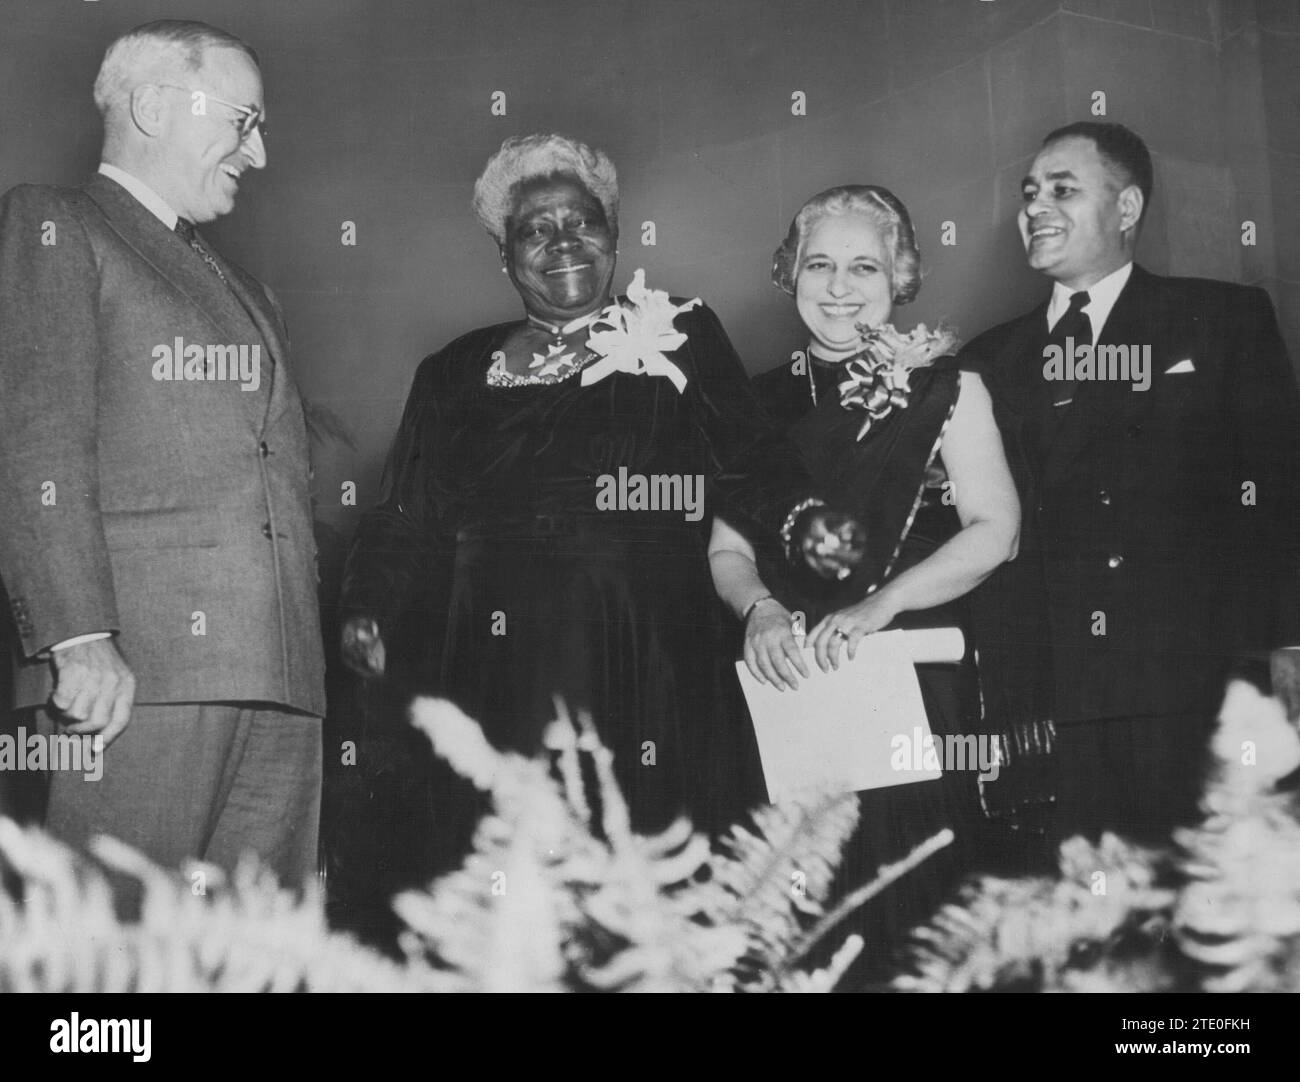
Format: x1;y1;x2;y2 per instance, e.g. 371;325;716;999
795;211;894;360
503;173;617;324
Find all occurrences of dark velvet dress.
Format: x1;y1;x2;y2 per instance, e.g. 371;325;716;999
340;302;812;891
751;352;985;983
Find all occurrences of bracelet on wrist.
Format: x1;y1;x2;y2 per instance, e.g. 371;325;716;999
742;594;776;622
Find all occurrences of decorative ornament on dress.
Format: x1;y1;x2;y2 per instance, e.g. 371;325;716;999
529;341;580;379
837;322;958;441
579;269;701;393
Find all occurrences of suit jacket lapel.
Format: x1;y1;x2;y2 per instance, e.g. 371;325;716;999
212;255;291;432
83;174;271;432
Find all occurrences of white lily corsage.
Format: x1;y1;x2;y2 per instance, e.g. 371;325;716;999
838;322;958;441
579;269;701;393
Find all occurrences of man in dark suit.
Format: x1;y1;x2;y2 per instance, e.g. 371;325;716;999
0;20;325;885
961;122;1300;845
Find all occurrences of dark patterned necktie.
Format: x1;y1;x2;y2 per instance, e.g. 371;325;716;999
175;218;229;285
1046;289;1091;408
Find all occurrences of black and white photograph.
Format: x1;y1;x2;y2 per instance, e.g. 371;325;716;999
0;0;1298;1041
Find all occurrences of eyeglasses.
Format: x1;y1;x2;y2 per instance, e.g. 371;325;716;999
156;84;268;141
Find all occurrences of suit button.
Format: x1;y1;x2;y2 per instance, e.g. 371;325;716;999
1099;489;1111;506
1107;554;1123;569
259;441;270;457
262;522;272;539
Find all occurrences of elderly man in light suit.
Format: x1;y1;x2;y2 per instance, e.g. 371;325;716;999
0;20;324;885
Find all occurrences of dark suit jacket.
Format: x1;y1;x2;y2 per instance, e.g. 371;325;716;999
960;265;1300;725
0;173;325;715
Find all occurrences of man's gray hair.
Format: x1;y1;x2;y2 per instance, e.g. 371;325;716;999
472;133;619;246
93;19;259;119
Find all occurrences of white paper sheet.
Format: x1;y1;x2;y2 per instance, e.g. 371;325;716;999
736;627;963;802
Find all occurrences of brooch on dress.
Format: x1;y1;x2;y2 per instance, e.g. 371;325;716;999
526;309;605;380
837;322;957;441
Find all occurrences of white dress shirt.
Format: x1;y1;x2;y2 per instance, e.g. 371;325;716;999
97;162;179;230
1046;260;1133;346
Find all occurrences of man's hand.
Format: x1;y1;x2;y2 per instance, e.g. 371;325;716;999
50;638;135;746
795;509;866;580
341;615;386;678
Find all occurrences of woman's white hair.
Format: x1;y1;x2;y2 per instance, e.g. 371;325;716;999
472;133;619;246
92;19;258;121
772;184;922;305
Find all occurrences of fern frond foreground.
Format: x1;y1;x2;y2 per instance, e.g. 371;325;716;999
6;683;1298;992
0;818;426;993
399;698;896;992
893;680;1300;992
1;697;930;993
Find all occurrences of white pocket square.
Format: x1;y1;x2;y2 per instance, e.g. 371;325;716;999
1164;358;1195;374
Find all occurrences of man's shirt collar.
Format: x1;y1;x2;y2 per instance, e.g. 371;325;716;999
97;162;179;231
1046;261;1134;345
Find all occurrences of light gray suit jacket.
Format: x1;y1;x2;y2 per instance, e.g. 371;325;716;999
0;173;325;715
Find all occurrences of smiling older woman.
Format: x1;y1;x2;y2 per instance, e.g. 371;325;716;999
708;184;1020;982
338;135;862;882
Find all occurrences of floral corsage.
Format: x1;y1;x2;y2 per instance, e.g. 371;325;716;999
580;269;701;393
837;321;958;441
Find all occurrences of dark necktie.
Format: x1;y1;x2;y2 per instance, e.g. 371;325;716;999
175;218;229;285
1046;289;1091;408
